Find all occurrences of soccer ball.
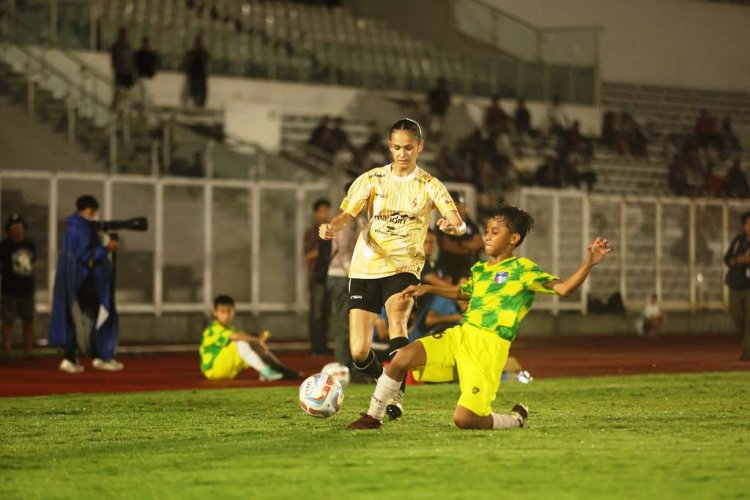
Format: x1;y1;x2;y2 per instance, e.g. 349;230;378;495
298;373;344;418
321;362;351;387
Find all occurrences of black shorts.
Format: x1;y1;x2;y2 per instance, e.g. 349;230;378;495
349;273;419;314
1;294;35;324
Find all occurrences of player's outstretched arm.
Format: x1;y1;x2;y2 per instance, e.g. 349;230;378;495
401;284;470;301
547;237;614;296
437;210;467;236
319;211;354;240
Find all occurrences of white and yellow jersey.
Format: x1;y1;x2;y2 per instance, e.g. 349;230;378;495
341;164;457;279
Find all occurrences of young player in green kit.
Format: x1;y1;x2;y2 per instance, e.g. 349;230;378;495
348;205;613;430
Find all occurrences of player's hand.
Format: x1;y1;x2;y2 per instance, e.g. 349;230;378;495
400;285;427;300
437;218;466;236
106;240;119;252
319;223;334;240
587;237;613;265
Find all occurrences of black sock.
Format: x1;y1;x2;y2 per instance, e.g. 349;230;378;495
388;337;409;393
353;349;383;380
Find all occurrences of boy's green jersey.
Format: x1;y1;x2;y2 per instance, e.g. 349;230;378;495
199;321;235;372
459;256;557;342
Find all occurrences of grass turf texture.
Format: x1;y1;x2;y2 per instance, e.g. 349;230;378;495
1;372;749;500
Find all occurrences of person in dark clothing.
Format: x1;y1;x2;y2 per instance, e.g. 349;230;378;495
134;36;159;109
0;214;36;358
725;159;750;198
109;27;136;110
436;192;483;283
427;77;451;138
303;198;332;355
513;97;532;137
182;36;210;108
48;196;122;373
723;210;750;361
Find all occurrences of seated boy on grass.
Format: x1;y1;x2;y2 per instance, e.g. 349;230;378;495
199;295;299;381
348;204;612;430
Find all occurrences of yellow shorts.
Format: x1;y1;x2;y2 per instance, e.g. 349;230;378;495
203;342;249;380
415;324;510;417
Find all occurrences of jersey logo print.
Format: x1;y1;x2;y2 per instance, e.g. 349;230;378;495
494;272;509;284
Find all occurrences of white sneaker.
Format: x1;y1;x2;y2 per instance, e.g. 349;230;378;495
59;359;84;374
259;366;283;381
92;358;124;372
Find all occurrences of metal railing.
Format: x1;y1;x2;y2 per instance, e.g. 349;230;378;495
513;188;738;314
0;169;477;317
452;0;600;104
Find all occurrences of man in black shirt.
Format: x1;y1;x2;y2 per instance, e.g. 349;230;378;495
134;36;159;109
723;210;750;361
436;193;483;283
0;214;35;357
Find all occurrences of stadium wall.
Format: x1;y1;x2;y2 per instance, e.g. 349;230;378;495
486;0;750;92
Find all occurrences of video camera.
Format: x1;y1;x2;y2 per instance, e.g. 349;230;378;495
93;217;149;233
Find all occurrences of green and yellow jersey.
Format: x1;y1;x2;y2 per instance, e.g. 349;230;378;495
199;320;235;373
459;256;557;342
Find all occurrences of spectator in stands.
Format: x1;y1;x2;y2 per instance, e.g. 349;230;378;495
427;77;451;139
134;36;160;110
546;94;569;136
0;214;36;359
694;109;723;151
331;118;352;152
421;229;451;288
360;132;389;170
722;114;742;152
535;154;564;188
308;116;338;155
601;110;618;149
409;289;466;342
703;162;724;197
48;195;123;374
483;96;511;139
620;112;648;158
303;198;332;356
435;146;468;183
436;192;484;283
559;120;593;164
182;36;210;108
723;210;750;361
513;97;532;138
109;27;136;110
725;159;750;198
333;142;356;174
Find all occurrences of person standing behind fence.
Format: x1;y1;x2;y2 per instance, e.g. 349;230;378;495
0;214;36;359
182;36;210;108
327;184;359;368
48;195;123;373
723;210;750;361
134;36;159;111
110;27;136;110
304;199;332;356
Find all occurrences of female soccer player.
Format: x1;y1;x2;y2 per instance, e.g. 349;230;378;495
319;118;466;419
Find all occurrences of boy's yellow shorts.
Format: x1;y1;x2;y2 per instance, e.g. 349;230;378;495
203;342;249;380
414;323;510;417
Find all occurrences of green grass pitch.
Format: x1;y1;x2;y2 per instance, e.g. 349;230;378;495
2;372;749;499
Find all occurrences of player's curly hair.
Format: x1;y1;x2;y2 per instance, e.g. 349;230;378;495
489;204;535;247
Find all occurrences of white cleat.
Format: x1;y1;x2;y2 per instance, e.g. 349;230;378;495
92;358;124;372
59;359;85;374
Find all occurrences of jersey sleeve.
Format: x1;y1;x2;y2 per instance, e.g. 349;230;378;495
428;179;457;217
459;275;474;296
521;261;558;295
339;172;371;217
